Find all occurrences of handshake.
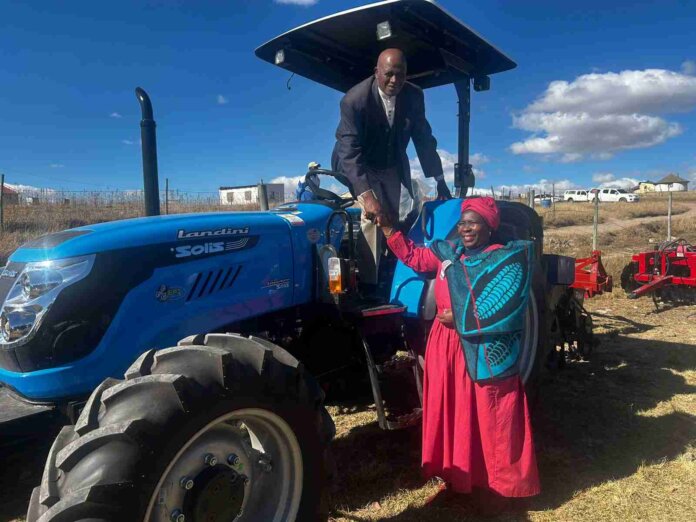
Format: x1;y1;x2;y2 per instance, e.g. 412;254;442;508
359;178;452;237
358;190;396;235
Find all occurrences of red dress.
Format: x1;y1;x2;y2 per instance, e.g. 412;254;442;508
387;231;540;497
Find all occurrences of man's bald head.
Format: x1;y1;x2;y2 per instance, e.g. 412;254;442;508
375;48;407;96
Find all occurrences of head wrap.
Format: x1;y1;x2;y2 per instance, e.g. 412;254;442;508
461;197;500;231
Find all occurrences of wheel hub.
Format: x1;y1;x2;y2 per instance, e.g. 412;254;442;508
183;465;245;521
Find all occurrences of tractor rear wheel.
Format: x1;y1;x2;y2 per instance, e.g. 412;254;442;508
519;266;548;386
26;333;333;522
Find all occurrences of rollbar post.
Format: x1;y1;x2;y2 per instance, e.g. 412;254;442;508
135;87;161;216
454;77;473;197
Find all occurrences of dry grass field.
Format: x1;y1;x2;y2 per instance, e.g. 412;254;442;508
1;194;694;522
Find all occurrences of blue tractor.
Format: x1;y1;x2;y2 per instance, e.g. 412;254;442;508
1;1;582;520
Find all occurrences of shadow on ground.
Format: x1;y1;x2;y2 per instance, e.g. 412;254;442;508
327;331;696;521
0;415;62;522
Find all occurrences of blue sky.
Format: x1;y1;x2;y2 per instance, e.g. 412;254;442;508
1;0;695;197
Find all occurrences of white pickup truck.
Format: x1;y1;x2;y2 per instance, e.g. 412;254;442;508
563;189;591;202
591;188;639;203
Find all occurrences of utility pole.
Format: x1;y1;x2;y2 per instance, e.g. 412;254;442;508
592;196;599;251
552;183;556;214
667;191;673;241
165;178;169;215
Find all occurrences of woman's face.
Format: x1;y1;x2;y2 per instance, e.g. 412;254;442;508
457;210;491;249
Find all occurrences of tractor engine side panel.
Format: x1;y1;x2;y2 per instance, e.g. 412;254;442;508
0;216;296;401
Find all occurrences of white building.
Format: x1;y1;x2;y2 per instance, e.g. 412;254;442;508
219;184;285;206
654;174;690;192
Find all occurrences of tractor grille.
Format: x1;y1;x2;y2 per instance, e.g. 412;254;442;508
187;266;241;302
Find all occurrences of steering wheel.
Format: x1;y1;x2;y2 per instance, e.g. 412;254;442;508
304;168;355;208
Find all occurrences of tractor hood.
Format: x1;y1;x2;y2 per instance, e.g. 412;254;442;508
8;207;328;264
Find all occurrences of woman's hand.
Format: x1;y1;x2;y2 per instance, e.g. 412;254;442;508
436;308;454;326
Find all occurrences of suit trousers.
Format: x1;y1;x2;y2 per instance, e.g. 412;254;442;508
356;167;402;285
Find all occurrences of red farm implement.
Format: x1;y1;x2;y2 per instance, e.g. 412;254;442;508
547;250;612;364
571;250;613;298
621;239;696;306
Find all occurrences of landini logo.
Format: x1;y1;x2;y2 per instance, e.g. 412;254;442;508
177;227;249;240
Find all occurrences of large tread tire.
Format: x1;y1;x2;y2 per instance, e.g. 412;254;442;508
27;333;333;522
522;266;548;387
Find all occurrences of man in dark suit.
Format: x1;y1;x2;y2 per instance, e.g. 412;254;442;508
332;48;451;284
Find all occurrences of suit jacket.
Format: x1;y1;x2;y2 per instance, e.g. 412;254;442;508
331;76;443;198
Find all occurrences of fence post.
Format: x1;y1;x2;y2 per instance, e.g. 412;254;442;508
592;196;599;251
667;191;672;241
0;173;4;233
165;178;169;215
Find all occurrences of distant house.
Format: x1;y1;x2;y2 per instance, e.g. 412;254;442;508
1;184;19;205
635;180;656;194
219;183;285;206
654;174;689;192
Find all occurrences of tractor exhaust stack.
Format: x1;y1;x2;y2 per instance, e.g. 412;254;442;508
135;87;161;216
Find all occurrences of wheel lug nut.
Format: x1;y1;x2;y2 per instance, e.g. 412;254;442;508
170;509;185;522
204;453;217;466
258;455;272;472
227;453;240;466
179;476;194;490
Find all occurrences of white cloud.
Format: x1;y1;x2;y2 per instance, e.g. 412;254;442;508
496;178;579;196
592;172;615;183
598;177;639;190
511;68;696;161
470;152;490;165
110;112;123;119
271;175;304;195
217;94;229;105
274;0;319;5
50;163;65;168
682;60;696;75
410;149;488;193
122;139;135;145
587;172;640;190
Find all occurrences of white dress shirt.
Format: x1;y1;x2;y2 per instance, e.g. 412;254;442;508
377;87;396;127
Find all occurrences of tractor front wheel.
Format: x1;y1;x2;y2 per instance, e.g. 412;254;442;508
26;334;333;522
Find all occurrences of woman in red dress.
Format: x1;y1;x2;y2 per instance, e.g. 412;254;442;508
380;197;540;502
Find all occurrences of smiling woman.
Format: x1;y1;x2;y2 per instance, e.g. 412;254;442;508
379;197;540;507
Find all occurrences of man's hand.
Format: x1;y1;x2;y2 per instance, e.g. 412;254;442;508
359;190;383;223
436;179;452;201
436;308;454;326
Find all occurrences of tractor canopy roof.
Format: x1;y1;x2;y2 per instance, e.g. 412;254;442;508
255;0;516;93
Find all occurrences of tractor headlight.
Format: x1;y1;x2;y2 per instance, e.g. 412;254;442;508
0;255;95;347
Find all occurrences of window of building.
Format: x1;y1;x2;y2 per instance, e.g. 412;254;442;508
245;190;252;201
